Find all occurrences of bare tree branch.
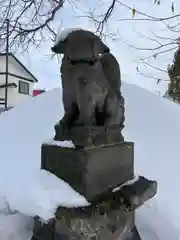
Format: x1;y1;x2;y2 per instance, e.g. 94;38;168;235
0;0;179;88
121;36;178;52
150;30;176;42
137;46;178;61
0;0;65;51
136;66;168;83
137;60;168;73
96;0;116;35
116;0;180;22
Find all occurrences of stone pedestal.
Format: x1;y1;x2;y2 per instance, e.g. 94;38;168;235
32;30;158;239
32;175;157;240
33;207;134;240
41;141;134;201
32;124;157;240
54;124;124;148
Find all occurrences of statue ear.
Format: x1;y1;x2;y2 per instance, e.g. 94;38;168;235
93;35;110;54
51;39;68;54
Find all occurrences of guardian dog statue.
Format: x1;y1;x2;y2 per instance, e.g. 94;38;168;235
51;29;125;129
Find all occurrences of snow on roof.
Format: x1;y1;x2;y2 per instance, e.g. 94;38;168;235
55;27;83;44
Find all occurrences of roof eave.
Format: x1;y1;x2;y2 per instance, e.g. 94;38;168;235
0;52;38;83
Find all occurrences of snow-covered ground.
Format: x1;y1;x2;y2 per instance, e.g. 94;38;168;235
0;82;180;239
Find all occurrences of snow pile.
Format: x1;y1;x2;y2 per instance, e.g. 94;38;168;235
0;212;33;240
0;89;88;221
55;28;82;44
6;170;89;221
0;82;180;239
43;139;75;148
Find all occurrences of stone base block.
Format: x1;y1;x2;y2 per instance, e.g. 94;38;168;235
33;201;136;240
55;209;134;239
32;207;153;240
32;175;158;240
32;217;55;240
54;124;124;147
32;224;141;240
41;141;134;201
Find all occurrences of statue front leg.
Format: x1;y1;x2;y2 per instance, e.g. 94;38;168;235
103;95;125;143
60;91;79;127
54;100;79;140
104;94;125;127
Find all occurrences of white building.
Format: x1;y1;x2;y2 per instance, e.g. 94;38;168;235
0;52;38;110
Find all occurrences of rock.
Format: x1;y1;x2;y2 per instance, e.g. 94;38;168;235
41;141;134;201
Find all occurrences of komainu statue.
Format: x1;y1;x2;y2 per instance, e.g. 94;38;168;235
51;29;125;146
33;28;157;240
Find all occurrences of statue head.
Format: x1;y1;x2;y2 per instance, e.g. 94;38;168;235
51;29;110;61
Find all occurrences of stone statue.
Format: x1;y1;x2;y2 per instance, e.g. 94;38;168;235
32;29;157;240
51;29;125;146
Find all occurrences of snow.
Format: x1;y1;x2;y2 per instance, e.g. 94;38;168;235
43;139;75;148
0;82;180;239
0;89;88;239
55;27;82;44
6;170;89;221
113;176;139;192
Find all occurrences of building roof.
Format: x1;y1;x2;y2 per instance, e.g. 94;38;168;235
0;83;17;88
0;52;38;83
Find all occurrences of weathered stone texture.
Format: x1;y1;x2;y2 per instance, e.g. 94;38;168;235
41;141;134;201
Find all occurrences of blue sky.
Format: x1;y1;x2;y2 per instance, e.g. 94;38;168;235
15;0;180;95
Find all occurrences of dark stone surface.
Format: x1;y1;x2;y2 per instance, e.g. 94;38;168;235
120;176;158;211
54;125;124;147
32;214;142;240
41;141;134;201
58;57;125;129
33;199;135;240
32;173;157;240
51;29;125;136
55;208;134;240
51;29;110;56
32;217;55;240
54;176;157;215
32;29;158;240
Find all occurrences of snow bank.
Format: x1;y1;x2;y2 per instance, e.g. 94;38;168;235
0;82;180;239
0;212;33;240
6;170;88;221
0;89;88;221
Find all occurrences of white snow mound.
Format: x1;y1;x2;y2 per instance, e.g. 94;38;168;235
0;82;179;239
